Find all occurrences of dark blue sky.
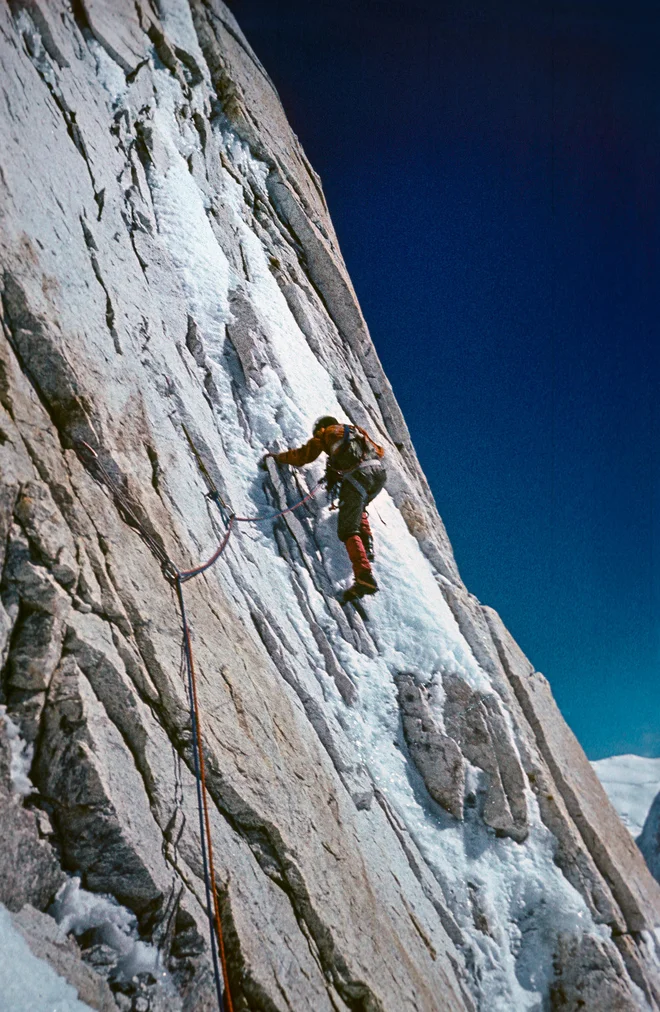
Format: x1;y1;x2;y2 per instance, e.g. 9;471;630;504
228;0;660;759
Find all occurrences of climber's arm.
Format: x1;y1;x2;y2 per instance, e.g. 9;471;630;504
274;437;323;467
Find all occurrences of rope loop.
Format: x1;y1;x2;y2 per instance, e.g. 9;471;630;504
162;559;181;584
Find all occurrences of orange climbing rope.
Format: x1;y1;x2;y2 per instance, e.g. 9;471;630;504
176;576;234;1012
78;440;324;1012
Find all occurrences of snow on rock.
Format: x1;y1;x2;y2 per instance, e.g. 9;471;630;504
592;755;660;839
0;705;35;797
0;903;94;1012
51;877;176;996
0;2;659;1011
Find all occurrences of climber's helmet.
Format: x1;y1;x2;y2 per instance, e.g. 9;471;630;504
313;415;339;437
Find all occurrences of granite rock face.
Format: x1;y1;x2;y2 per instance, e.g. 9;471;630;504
550;933;650;1012
0;2;659;1010
0;715;64;912
396;672;465;820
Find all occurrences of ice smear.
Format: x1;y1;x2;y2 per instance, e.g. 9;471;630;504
150;77;231;332
51;878;176;996
87;38;127;108
0;705;34;797
0;903;93;1012
143;69;616;1010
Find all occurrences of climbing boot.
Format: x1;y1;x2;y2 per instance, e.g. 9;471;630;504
347;572;379;599
344;534;379;598
342;575;378;605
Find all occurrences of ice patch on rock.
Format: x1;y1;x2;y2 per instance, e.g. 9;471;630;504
150;71;232;329
50;878;175;994
0;705;34;797
88;38;128;108
0;903;93;1012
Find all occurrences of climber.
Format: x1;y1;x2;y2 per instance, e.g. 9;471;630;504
262;416;386;600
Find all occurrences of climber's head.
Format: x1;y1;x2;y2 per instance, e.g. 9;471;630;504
313;415;339;437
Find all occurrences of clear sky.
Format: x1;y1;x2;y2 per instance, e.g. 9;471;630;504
228;0;660;759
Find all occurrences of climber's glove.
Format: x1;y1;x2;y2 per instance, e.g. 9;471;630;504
259;452;277;471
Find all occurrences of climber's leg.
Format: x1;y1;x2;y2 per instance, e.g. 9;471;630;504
344;534;378;595
338;480;378;595
359;512;374;561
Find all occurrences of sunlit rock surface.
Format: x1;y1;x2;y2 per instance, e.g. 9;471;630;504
1;2;659;1009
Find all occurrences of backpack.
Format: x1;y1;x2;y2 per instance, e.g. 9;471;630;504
329;425;383;473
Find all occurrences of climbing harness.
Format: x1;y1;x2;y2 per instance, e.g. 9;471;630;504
78;440;325;1012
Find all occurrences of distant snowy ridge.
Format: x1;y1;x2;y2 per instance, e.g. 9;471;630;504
592;754;660;887
592;755;660;838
